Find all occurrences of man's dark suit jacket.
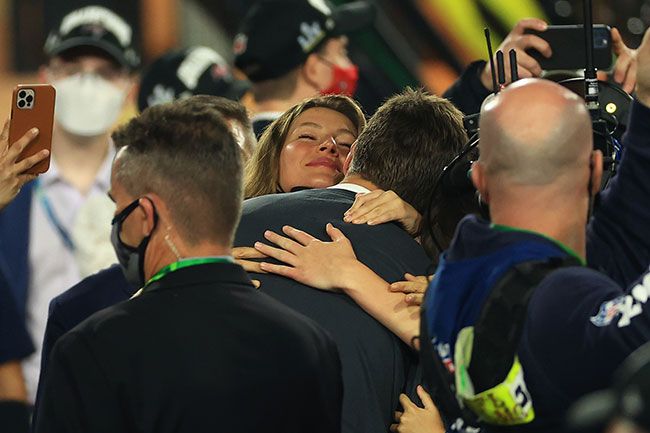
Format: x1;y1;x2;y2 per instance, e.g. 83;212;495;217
32;265;134;427
34;262;342;433
235;187;432;433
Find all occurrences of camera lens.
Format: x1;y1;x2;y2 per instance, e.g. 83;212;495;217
18;90;26;98
18;100;25;108
26;95;33;103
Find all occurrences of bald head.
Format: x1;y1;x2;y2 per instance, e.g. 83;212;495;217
479;79;593;186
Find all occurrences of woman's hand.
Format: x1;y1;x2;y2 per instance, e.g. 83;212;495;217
232;246;266;288
389;274;433;306
390;386;445;433
254;223;357;291
0;122;49;210
344;189;422;236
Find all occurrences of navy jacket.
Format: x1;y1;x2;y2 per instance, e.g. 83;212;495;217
32;265;134;427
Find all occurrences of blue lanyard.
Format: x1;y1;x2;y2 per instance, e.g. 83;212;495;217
34;179;76;251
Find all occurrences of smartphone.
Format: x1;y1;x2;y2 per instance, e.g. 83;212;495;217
524;25;612;71
8;84;56;175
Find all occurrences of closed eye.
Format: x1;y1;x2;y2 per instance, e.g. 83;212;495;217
299;134;316;140
338;142;352;149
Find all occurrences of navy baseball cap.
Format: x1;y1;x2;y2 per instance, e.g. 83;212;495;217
138;46;250;112
44;5;140;70
234;0;375;82
568;342;650;432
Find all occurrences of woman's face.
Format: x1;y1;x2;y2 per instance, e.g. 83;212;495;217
278;107;357;192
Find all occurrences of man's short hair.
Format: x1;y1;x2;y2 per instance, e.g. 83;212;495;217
112;96;243;246
349;88;468;215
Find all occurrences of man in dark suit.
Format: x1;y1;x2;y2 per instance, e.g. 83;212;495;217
235;88;470;433
31;96;256;425
34;97;342;433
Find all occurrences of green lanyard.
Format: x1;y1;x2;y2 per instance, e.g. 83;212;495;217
145;257;233;287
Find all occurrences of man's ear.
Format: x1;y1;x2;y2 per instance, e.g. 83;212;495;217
590;150;604;196
137;196;159;235
343;141;357;174
471;161;490;204
301;52;329;91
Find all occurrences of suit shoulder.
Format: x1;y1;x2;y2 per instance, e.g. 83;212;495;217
49;265;130;320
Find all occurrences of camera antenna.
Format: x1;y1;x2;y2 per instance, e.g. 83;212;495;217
583;0;599;119
509;49;519;82
484;28;499;93
496;50;506;89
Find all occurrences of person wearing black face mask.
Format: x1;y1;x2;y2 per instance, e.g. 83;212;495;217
34;97;343;433
233;0;375;137
109;197;159;288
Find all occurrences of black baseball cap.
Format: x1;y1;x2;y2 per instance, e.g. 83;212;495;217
44;5;140;70
568;342;650;432
234;0;374;82
137;46;251;112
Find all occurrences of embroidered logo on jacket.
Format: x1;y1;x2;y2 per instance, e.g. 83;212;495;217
590;272;650;328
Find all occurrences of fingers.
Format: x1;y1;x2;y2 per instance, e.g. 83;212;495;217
7;128;39;162
512;50;544;77
622;60;638;94
611;27;626;57
404;273;428;283
281;225;316;246
251;279;261;289
13;149;49;175
393;411;403;422
254;240;298;267
263;230;303;255
417;385;436;410
405;293;424;306
235;258;267;274
512;18;548;34
233;246;267;260
389;281;425;294
0;120;9;144
517;34;552;58
16;173;38;189
399;393;415;410
344;190;387;222
325;223;348;242
259;261;297;279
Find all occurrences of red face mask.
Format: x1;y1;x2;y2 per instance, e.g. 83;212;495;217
318;57;359;97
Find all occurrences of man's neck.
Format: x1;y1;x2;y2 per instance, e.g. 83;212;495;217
145;241;232;282
339;174;378;191
489;194;588;259
52;125;110;194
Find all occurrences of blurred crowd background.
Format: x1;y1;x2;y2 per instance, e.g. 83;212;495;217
1;0;648;120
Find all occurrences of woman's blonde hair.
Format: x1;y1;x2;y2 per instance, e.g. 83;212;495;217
244;94;366;198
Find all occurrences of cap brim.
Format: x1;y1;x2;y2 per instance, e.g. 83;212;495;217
331;1;376;35
567;390;617;433
47;37;136;70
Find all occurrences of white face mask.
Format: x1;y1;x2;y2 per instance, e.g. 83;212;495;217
53;73;127;137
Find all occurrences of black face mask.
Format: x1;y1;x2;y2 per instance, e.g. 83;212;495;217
110;198;158;289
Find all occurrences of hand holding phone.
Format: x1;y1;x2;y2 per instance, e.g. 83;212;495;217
524;25;613;71
8;84;55;175
0;120;49;210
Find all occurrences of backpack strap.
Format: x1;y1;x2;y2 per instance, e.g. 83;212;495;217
468;256;581;393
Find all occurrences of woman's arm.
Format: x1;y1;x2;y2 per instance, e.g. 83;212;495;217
255;223;422;345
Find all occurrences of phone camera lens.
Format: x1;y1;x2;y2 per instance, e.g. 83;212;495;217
18;100;25;108
18;90;26;98
26;95;33;103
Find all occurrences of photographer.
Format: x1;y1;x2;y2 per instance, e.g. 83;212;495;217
413;27;650;433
